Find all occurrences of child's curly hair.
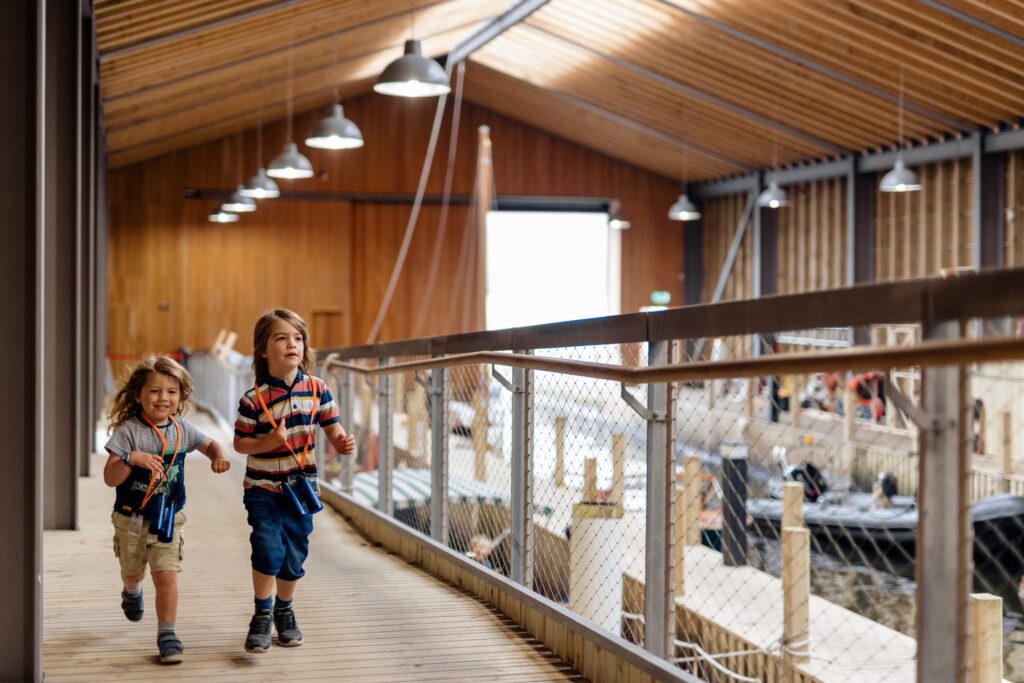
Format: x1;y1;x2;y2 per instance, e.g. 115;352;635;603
107;356;193;432
251;309;316;381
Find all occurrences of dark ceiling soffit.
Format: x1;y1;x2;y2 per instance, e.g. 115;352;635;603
447;0;552;65
184;188;614;213
100;0;307;62
652;0;971;133
522;21;844;156
916;0;1024;49
694;128;1024;198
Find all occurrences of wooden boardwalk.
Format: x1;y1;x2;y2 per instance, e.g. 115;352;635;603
43;413;582;682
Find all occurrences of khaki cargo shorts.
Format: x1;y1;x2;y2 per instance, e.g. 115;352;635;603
111;510;186;576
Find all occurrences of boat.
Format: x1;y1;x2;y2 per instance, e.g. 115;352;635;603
747;463;1024;574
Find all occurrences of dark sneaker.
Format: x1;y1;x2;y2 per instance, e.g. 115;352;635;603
157;632;184;664
273;607;303;647
245;612;272;653
121;589;143;622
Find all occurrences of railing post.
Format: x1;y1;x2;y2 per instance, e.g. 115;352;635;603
969;593;1003;683
510;352;534;586
1001;410;1013;494
339;369;354;494
554;416;567;488
429;355;448;544
644;340;675;659
918;320;969;683
378;358;393;516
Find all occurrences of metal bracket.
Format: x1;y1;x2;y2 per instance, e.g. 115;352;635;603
884;371;955;432
620;383;663;421
492;365;513;392
414;372;430;391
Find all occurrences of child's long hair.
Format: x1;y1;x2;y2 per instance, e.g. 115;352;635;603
252;309;316;381
107;356;193;432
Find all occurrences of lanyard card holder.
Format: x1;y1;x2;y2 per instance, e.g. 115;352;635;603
283;479;310;517
295;476;324;514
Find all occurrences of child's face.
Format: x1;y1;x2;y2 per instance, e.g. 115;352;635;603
136;372;180;424
264;318;304;376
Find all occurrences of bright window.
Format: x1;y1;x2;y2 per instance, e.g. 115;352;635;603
485;211;620;330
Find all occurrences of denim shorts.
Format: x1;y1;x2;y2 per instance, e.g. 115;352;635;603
243;486;314;581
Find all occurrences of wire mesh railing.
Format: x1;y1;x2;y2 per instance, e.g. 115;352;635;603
183;270;1024;682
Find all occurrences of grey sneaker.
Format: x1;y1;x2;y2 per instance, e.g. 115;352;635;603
157;632;184;664
244;612;272;653
121;588;143;622
273;607;303;647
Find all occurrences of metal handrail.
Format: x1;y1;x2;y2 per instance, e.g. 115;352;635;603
322;335;1024;383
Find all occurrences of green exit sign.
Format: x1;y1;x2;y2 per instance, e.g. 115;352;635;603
651;291;671;306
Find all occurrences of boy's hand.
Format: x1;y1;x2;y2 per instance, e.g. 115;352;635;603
130;450;164;476
264;421;288;450
336;433;356;455
210;457;231;474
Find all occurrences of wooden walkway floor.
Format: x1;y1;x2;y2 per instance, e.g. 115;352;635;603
43;413;582;682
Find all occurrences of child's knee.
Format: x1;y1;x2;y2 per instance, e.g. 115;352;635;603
250;524;286;574
151;570;177;588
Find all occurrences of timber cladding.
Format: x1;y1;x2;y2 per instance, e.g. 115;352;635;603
106;92;682;359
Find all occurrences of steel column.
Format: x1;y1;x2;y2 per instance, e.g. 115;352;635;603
377;359;393;515
643;340;675;658
510;351;534;586
429;356;448;544
972;134;1005;270
917;320;970;683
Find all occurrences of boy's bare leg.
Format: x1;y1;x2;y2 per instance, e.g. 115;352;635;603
275;578;296;601
152;571;178;622
123;571;145;591
252;570;275;599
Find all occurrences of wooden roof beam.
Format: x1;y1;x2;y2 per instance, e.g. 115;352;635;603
916;0;1024;49
100;0;306;62
522;21;845;157
653;0;972;134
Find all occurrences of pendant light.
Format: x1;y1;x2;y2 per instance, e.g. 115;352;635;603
222;185;257;212
373;39;450;97
757;179;790;208
879;65;921;193
268;47;314;179
242;102;280;198
209;210;240;223
668;153;700;221
306;22;364;150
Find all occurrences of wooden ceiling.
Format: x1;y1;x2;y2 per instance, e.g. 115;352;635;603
96;0;1024;180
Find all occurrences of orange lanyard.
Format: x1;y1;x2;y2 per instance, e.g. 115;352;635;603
252;377;320;470
139;414;182;509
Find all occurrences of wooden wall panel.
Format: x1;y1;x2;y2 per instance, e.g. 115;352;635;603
875;156;973;282
107;92;682;357
702;193;753;303
1007;150;1024;269
777;177;846;295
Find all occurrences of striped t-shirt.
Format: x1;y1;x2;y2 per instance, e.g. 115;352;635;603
234;371;339;492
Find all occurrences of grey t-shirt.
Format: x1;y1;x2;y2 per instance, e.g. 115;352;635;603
105;415;207;517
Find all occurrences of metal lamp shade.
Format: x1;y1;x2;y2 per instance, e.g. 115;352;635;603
221;186;257;212
373;40;450;97
879;157;922;192
240;168;280;198
667;193;701;221
267;142;314;179
208;210;239;223
305;104;364;150
756;180;790;209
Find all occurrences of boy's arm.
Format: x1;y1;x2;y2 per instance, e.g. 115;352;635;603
322;422;356;454
102;450;164;487
233;420;288;455
197;437;231;473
